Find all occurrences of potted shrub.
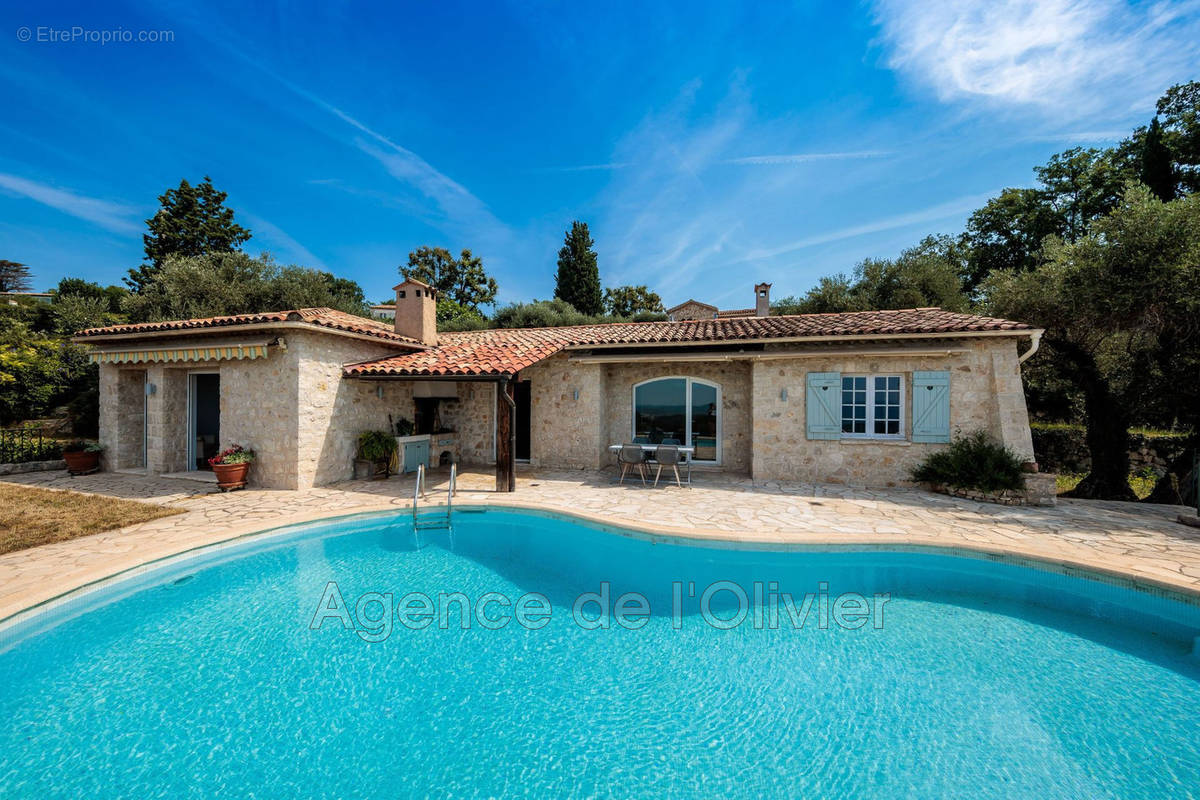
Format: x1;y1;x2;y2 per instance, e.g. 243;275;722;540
62;441;104;475
209;444;255;491
355;430;396;480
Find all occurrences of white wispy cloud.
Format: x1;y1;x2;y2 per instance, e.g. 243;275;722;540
735;192;996;263
1021;130;1130;143
591;88;912;302
872;0;1200;116
723;151;890;165
0;172;141;234
184;27;509;243
241;213;326;269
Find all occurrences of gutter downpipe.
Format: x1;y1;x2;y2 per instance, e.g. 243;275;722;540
1018;330;1044;364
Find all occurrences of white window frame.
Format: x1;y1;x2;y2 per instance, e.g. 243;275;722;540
840;374;905;440
631;376;722;464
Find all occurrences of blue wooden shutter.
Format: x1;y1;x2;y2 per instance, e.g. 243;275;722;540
806;372;841;440
911;371;951;443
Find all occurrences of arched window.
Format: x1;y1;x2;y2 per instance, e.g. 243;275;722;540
632;377;721;463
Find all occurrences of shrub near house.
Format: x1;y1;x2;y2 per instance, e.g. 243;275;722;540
912;431;1029;502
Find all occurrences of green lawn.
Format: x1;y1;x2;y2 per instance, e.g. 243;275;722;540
1055;471;1158;499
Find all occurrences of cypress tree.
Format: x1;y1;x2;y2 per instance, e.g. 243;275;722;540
553;221;602;315
1140;117;1177;202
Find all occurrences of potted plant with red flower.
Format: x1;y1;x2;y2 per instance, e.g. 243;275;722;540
62;440;104;475
209;444;255;490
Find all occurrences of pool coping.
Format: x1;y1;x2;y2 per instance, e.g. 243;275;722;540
3;495;1200;631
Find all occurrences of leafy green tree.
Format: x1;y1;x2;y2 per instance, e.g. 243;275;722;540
604;285;663;317
54;278;129;314
52;295;111;335
492;299;599;329
1157;80;1200;193
554;221;602;315
436;298;488;331
128;176;251;291
772;275;857;315
853;235;970;312
0;310;93;425
401;246;498;312
774;236;969;314
0;260;32;292
1034;147;1137;242
961;188;1064;292
124;252;369;322
985;185;1200;500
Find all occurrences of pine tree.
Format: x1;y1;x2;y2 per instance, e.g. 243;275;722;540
128;176;251;291
0;260;32;292
1139;117;1177;202
553;221;602;315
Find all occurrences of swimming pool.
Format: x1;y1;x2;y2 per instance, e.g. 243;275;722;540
1;507;1198;798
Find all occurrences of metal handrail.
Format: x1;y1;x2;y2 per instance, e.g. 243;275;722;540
447;462;457;519
412;463;427;522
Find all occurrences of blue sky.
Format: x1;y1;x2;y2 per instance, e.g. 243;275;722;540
2;1;1198;310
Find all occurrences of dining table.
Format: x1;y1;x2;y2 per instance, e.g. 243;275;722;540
607;443;694;485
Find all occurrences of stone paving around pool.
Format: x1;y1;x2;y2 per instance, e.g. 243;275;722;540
2;467;1200;621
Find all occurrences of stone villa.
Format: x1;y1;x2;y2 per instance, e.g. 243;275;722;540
74;280;1043;493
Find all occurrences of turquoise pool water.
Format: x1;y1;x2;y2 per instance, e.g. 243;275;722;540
1;508;1199;798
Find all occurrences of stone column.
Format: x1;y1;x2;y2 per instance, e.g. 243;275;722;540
990;342;1036;462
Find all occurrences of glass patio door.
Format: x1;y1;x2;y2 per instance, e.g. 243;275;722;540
632;377;721;464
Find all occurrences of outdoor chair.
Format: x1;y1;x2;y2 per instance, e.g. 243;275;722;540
633;436;651;444
653;444;684;488
617;443;648;486
661;437;681;445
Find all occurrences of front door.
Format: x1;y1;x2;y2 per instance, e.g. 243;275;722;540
189;373;221;470
514;380;531;461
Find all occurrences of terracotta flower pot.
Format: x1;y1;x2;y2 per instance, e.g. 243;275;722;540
212;461;250;491
62;450;100;475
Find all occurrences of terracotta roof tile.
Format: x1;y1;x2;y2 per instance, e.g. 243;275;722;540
76;308;424;347
344;308;1033;378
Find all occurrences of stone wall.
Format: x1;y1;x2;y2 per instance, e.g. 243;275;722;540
109;367;146;470
750;338;1035;486
928;472;1057;507
601;360;753;473
521;355;605;470
290;332;411;488
442;382;495;466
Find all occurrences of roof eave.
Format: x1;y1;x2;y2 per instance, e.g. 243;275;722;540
565;328;1040;351
73;320;429;350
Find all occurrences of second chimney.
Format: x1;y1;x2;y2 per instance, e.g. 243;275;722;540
393;279;438;346
755;282;772;317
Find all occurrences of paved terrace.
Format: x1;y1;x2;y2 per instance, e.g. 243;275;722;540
2;468;1199;621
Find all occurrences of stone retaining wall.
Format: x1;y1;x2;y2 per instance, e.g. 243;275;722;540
929;472;1057;507
1032;427;1190;474
0;459;66;475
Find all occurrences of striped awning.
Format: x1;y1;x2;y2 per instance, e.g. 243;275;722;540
89;342;272;364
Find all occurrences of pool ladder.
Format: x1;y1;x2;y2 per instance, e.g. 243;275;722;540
412;462;456;531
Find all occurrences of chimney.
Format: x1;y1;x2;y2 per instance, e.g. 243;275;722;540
754;282;771;317
393;279;438;346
